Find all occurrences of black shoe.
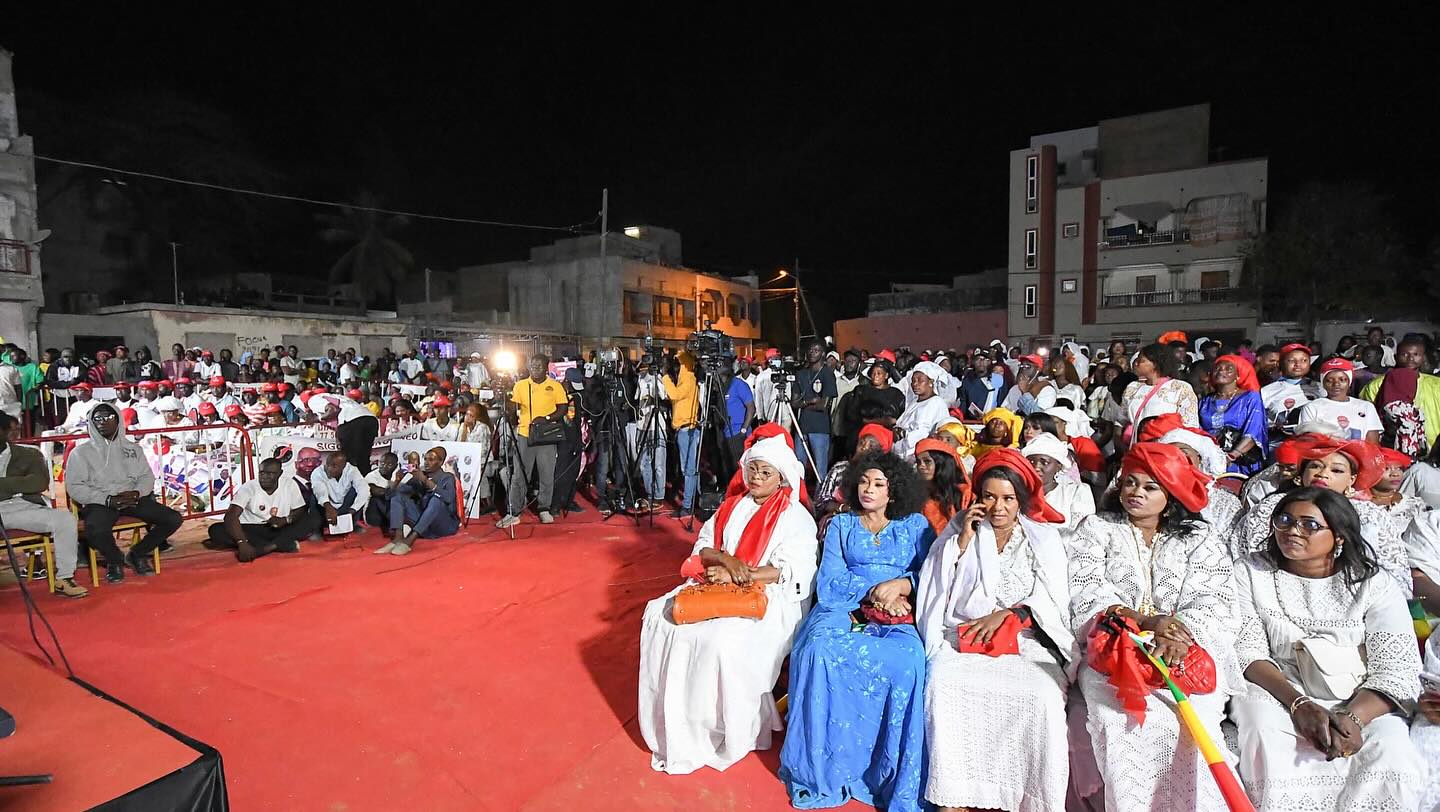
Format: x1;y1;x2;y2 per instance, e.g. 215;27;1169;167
106;563;125;583
125;550;155;576
564;501;586;513
158;540;175;554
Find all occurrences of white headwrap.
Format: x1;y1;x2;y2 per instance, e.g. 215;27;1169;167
154;396;183;413
1191;336;1211;362
1044;405;1092;440
1061;342;1091;380
1158;428;1228;477
905;360;959;410
738;434;805;508
1022;433;1074;466
1404;511;1440;587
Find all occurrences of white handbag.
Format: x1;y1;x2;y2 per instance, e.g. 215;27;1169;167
1292;637;1367;702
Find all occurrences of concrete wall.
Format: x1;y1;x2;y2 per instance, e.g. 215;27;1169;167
1097;104;1210;178
0;49;44;349
834;310;1008;353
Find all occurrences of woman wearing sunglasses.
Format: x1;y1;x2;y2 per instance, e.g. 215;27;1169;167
1231;487;1424;810
1235;437;1411;595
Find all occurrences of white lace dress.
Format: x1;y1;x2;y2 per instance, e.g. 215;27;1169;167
637;497;819;774
1230;556;1425;811
1069;514;1240;812
1121;378;1200;428
1236;491;1412;596
1412;633;1440;812
1202;483;1243;536
917;518;1074;811
1372;494;1427;539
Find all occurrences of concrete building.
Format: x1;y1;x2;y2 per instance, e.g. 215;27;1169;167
457;225;762;357
1008;104;1267;351
0;49;45;348
833;269;1008;352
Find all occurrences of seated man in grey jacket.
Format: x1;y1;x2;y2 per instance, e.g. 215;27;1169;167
65;403;184;583
0;413;88;598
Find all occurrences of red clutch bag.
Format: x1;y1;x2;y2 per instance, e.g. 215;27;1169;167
955;611;1025;656
857;602;915;626
1085;611;1216;694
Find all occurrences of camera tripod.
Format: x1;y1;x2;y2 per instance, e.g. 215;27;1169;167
762;370;820;485
588;377;649;527
679;365;752;532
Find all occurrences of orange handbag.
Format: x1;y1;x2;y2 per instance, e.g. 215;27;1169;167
671;582;769;624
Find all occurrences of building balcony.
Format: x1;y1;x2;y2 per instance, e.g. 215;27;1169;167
1098;228;1191;250
1101;286;1247;308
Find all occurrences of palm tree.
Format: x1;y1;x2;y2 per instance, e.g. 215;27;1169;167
317;191;414;308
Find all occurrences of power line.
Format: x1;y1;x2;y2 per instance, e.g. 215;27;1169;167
32;154;589;233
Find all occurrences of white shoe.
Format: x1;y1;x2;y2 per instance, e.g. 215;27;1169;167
496;514;521;529
402;523;413;537
373;542;396;555
390;542;412;556
539;511;554;524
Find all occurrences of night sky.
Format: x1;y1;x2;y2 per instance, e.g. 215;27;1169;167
6;11;1437;320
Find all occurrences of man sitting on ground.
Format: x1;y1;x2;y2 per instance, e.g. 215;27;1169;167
206;458;309;561
375;446;460;556
0;413;87;597
64;403;183;582
309;450;369;534
364;451;403;529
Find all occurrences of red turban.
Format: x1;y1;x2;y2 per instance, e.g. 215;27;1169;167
915;437;962;467
1379;447;1415;470
857;423;894;453
1215;354;1260;392
1138;412;1185;442
1121;443;1212;513
1298;439;1385;492
1158;331;1188;345
971;447;1065;523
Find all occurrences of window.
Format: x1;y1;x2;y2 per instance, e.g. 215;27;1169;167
1025;155;1038;214
1062;223;1079;239
1061;278;1078;293
726;293;744;324
623;291;650;325
679;299;696;328
1135;275;1157;293
652;296;675;327
1200;270;1229;289
1023;284;1037;319
1024;229;1038;269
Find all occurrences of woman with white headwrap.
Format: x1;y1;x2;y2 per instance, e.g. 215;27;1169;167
639;434;819;775
1021;433;1096;533
1062;341;1091;381
894;361;955;459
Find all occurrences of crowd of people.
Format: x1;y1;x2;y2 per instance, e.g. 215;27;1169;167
638;328;1440;812
4;328;1440;810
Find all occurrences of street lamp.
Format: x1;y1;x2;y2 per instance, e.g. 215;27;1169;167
764;268;800;353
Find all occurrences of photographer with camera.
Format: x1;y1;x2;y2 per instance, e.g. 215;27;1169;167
662;352;700;518
496;353;567;529
716;361;755;475
753;349;796;431
793;339;838;480
631;354;670;511
584;348;639;517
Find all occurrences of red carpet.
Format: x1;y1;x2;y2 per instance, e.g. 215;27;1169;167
0;510;871;811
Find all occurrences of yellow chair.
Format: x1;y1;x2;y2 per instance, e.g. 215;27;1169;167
7;532;56;594
68;503;160;587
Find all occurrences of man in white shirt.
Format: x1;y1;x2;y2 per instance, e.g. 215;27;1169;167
309;450;369;531
1296;357;1382;442
175;377;204;416
58;382;99;430
193;350;222;381
131;380;162;425
463;353;491;389
278;346;302;387
204;457;309;561
338;352;359;386
421;396;460;441
398;351;424;383
363;451;403;529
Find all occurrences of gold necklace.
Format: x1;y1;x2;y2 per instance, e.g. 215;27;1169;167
860;513;890;545
1129;522;1158;616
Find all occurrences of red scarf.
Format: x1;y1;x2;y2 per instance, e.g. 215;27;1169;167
709;487;793;567
1377;368;1420;409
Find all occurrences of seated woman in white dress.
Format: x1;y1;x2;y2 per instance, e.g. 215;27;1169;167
917;447;1075;812
1236;437;1411;594
1231;487;1425;811
637;434;819;774
1139;411;1244;533
1412;631;1440;812
1069;442;1241;812
1019;432;1095;533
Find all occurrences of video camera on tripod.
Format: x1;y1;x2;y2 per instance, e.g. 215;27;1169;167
686;324;736;377
766;354;802;401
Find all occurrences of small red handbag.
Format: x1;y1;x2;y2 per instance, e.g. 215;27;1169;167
955;611;1025;657
857;602;915;626
1086;611;1217;695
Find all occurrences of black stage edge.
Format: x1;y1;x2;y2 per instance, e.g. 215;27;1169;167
69;677;229;812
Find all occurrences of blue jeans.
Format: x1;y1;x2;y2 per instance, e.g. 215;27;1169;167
675;427;700;510
800;432;830;482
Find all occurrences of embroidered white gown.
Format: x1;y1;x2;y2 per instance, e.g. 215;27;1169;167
1236;491;1412;596
916;517;1075;811
1069;514;1240;812
1412;633;1440;812
1230;555;1425;811
637;497;818;774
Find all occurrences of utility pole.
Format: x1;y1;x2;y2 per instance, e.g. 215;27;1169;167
793;258;802;354
795;256;820;346
425;267;432;304
169;242;181;304
597;188;608;342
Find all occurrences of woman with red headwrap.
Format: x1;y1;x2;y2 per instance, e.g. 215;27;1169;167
639;434;818;775
1235;438;1412;595
915;447;1074;811
914;437;971;534
1367;447;1426;538
1069;443;1240;812
1199;353;1270;476
815;423;892;517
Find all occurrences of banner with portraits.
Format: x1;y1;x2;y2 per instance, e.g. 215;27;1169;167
391;439;490;519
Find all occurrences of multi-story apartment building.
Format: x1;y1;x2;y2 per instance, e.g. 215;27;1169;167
1007;104;1267;351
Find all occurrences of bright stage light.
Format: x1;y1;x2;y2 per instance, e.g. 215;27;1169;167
493;350;518;373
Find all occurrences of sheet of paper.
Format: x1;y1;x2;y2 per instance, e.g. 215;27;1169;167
326;513;354;535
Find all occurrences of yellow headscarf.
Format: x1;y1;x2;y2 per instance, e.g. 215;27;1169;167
933;420;975;457
971;407;1023;459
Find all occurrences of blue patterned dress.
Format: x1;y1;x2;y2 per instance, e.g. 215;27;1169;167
1199;389;1269;475
779;512;934;812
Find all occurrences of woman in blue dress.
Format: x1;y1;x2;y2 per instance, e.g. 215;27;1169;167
1199;354;1269;475
780;450;934;812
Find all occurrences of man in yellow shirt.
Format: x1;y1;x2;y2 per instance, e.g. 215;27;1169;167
662;354;700;516
498;354;569;528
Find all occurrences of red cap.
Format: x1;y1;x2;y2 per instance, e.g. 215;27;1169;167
260;382;279;393
158;380;174;390
70;382;93;392
224;404;243;417
201;350;213;358
121;408;138;425
432;395;452;408
1280;342;1311;356
174;377;193;386
764;347;781;359
347;388;364;401
263;403;283;415
137;380;160;390
209;376;226;387
1317;357;1354;375
1020;353;1045;368
113;381;132;390
197;402;217;415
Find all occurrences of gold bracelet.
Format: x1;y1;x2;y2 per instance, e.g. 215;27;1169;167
1288;695;1313;714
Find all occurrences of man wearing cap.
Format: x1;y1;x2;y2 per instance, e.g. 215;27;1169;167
0;413;88;597
274;382;298;422
132;380;162;425
175;377;203;416
193;350;221;381
58;382;99;430
239;386;267;424
421;395;460;441
1000;353;1057;416
191;401;228;446
111;380;135;410
206;376;238;413
1297;357;1382;443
